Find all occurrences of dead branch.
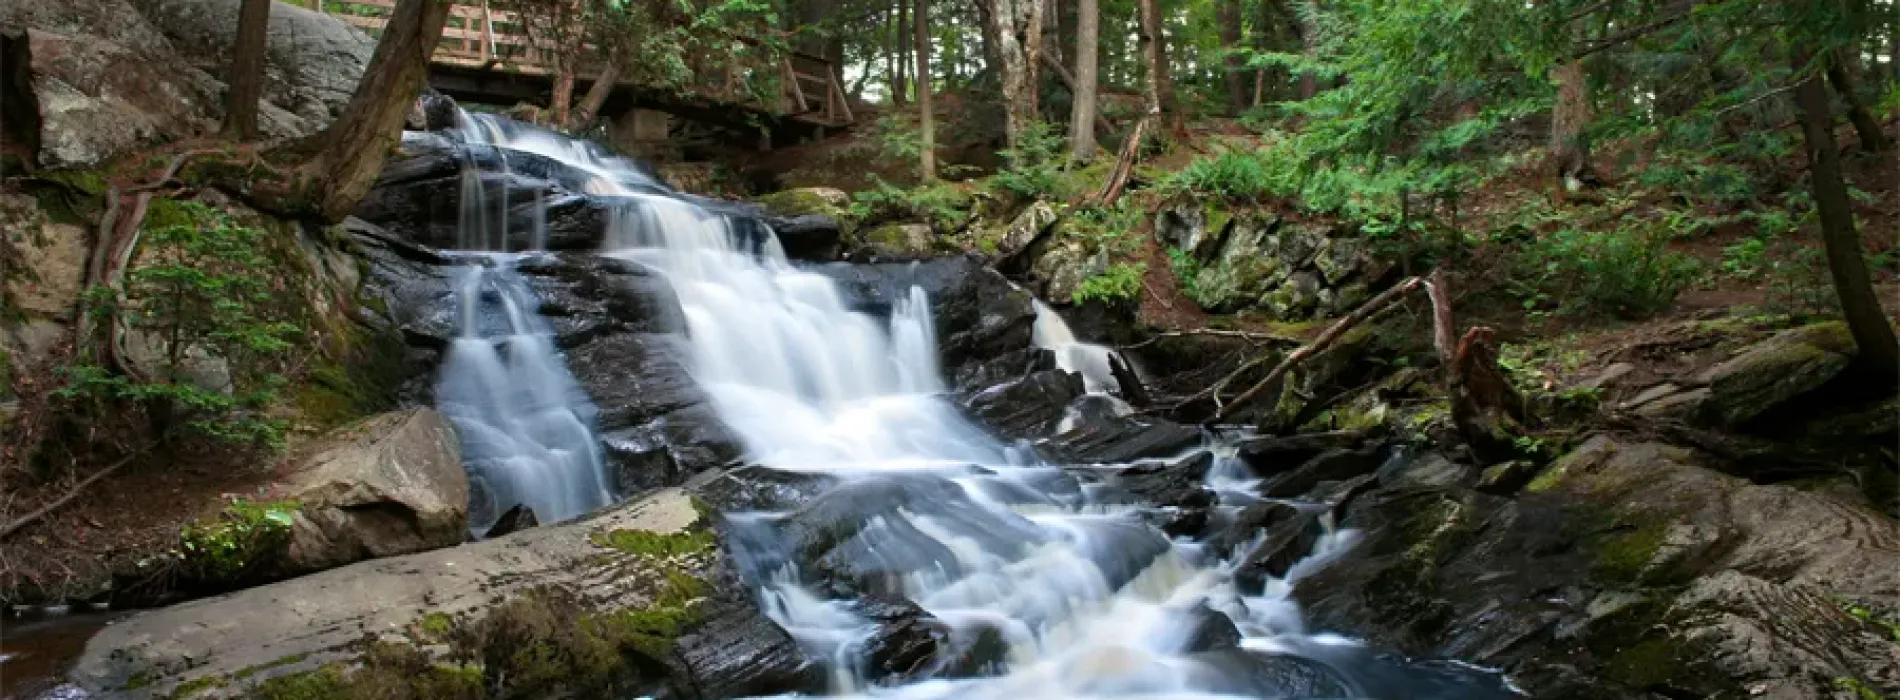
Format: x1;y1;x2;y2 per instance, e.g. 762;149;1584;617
1118;327;1305;350
0;447;149;541
1095;112;1154;207
1426;269;1456;363
1210;276;1425;423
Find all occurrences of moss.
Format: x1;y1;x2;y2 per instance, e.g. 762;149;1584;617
125;672;153;690
169;674;230;699
417;611;456;640
1593;522;1667;583
40;168;109;197
1603;637;1685;689
234;653;311;681
179;500;300;584
590;528;716;559
143;197;200;231
247;663;351;700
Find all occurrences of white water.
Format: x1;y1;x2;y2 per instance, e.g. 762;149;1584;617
448;115;1512;699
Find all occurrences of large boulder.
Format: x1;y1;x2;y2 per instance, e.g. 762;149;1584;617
1694;321;1856;427
3;0;375;168
66;488;819;699
1294;437;1900;699
818;256;1040;386
267;409;469;574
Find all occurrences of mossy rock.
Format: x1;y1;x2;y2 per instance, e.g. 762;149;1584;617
757;187;860;235
1694;321;1855;427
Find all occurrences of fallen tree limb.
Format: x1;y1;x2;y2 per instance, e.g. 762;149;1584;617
1038;52;1117;138
1210;276;1425;423
1428;270;1526;459
1119;327;1305;350
0;446;150;541
1094;112;1154;207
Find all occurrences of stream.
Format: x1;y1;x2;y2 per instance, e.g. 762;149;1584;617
445;116;1520;699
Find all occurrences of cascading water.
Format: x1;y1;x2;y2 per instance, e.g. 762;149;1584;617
435;122;612;533
452;114;1515;699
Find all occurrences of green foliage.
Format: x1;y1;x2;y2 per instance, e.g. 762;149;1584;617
1167;149;1275;200
179;499;299;581
1167;246;1203;300
54;201;298;450
1505;224;1700;319
849;177;972;231
993;123;1069;200
1073;263;1146;306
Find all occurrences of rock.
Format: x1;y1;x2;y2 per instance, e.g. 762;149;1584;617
688;464;841;513
1028;238;1101;302
1234;509;1322;589
853;596;953;685
1177;603;1243;653
1633;386;1710;418
952;346;1056;394
1260;270;1323;318
756;187;858;249
1102;451;1217;536
1311;235;1365;286
1578;362;1636;390
21;29;221;168
1207;501;1305;555
268;409;468;574
483;503;538;539
1294;436;1900;698
0;194;87;316
1187;649;1353;697
1234;430;1374;474
819;256;1038;385
1474;460;1538;495
1695;321;1856;426
131;0;374;129
69;488;819;698
1155;200;1230;261
406;87;459;131
960;369;1085;440
994;200;1058;259
1035;413;1203;464
860;222;937;259
766;213;844;261
1618;382;1680;409
1261;445;1384;498
1374;450;1471;490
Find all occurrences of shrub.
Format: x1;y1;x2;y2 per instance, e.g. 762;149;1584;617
1169;149;1275;200
1507;224;1701;318
993;122;1068;200
1073;262;1146;306
54;201;299;451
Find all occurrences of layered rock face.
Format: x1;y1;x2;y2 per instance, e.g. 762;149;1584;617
1;0;374;169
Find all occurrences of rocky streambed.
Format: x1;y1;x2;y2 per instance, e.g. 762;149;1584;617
15;121;1900;700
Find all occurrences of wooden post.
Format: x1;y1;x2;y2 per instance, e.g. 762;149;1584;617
783;57;807;112
829;63;853;124
480;0;493;62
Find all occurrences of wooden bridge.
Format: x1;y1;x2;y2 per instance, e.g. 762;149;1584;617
326;0;853;139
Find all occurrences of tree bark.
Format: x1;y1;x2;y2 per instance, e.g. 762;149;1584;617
984;0;1045;148
312;0;451;222
916;0;937;181
893;0;910;104
549;69;575;127
222;0;272;140
1791;46;1900;387
1825;51;1892;153
570;56;620;130
1068;0;1100;161
1294;0;1317;99
1549;59;1597;190
1137;0;1163;118
1217;0;1247;114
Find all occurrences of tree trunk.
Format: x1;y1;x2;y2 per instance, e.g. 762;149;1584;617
891;0;909;104
312;0;451;222
916;0;937;181
984;0;1045;148
1791;46;1900;387
1137;0;1163;118
1549;59;1596;190
549;69;575;127
221;0;272;140
1217;0;1246;114
1826;51;1893;153
1068;0;1100;161
1294;0;1317;99
570;57;620;130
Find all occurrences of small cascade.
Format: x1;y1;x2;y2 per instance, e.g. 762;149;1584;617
448;114;1515;699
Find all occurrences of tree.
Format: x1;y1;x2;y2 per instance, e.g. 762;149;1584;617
1068;0;1100;161
1790;45;1899;386
308;0;452;221
569;54;622;130
1217;0;1246;114
222;0;272;140
916;0;937;181
983;0;1046;148
1825;51;1892;153
1549;58;1595;190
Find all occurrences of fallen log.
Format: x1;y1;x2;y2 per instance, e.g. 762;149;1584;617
1210;276;1424;423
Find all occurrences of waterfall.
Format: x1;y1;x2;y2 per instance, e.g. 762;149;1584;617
448;113;1513;699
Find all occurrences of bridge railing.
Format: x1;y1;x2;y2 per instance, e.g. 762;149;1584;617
321;0;851;126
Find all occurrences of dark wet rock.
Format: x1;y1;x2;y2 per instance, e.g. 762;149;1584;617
407;87;458;131
1207;501;1305;556
689;465;842;513
69;489;818;699
1101;451;1216;536
1374;450;1471;490
1035;414;1203;464
853;595;954;685
819;256;1038;384
1293;436;1900;699
1065;517;1174;592
1261;445;1384;498
960;369;1085;440
1233;509;1322;590
953;346;1057;394
1308;473;1379;512
484;503;538;538
937;622;1012;678
1178;603;1243;653
1475;459;1539;495
768;213;845;260
1187;649;1352;697
1235;429;1377;475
